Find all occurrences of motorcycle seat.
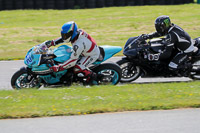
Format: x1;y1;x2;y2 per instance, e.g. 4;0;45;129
97;46;105;61
193;46;200;56
194;37;200;47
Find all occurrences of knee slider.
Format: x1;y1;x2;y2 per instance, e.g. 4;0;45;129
74;65;82;73
169;62;178;70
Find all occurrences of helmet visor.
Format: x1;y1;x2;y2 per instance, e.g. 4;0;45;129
155;23;165;35
61;31;73;41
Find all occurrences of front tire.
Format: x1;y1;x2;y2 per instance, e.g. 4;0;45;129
92;63;121;85
11;68;41;89
117;59;141;83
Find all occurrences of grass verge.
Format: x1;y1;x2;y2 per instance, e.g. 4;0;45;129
0;81;200;119
0;4;200;60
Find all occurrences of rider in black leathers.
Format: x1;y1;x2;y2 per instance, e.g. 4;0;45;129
142;15;195;72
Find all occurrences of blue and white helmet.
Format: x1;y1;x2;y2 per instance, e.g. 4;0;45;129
61;21;78;43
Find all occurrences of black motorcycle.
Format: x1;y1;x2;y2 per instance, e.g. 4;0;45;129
117;35;200;82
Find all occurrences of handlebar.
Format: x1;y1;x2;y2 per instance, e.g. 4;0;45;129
39;54;56;67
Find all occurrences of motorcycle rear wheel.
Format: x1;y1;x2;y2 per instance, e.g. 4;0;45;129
190;60;200;80
117;59;141;83
92;63;121;85
11;69;41;89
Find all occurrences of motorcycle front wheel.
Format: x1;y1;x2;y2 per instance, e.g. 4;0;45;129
117;59;141;83
11;68;42;89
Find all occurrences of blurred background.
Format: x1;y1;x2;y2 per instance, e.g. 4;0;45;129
0;0;198;10
0;0;199;60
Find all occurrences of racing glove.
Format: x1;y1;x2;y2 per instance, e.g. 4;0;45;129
50;65;60;72
45;40;56;48
136;34;149;44
141;34;150;40
50;65;65;72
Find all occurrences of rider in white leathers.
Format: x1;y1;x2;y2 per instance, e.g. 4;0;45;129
46;21;100;83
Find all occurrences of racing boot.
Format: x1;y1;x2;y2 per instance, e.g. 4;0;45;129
77;69;98;85
169;63;192;77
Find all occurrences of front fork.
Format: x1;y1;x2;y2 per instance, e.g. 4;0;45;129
127;62;135;73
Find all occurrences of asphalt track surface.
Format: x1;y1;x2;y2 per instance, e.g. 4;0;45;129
0;108;200;133
0;57;191;90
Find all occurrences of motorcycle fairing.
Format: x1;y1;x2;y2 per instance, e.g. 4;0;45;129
39;70;68;84
123;37;144;57
24;45;70;84
149;38;165;53
24;47;42;68
53;45;72;63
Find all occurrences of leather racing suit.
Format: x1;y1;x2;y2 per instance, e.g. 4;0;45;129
49;29;100;79
147;24;195;70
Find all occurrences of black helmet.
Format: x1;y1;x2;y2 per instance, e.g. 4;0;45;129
155;15;172;35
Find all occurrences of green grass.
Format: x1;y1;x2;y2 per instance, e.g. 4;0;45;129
0;4;200;60
0;81;200;119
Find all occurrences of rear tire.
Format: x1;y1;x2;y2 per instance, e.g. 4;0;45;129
189;60;200;80
117;59;141;82
92;63;121;85
11;68;41;89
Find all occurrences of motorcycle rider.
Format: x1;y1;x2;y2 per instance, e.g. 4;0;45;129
45;21;100;84
142;15;196;73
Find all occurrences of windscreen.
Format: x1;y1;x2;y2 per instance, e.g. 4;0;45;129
34;42;53;54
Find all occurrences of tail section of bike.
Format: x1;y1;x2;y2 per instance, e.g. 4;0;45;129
94;45;122;64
